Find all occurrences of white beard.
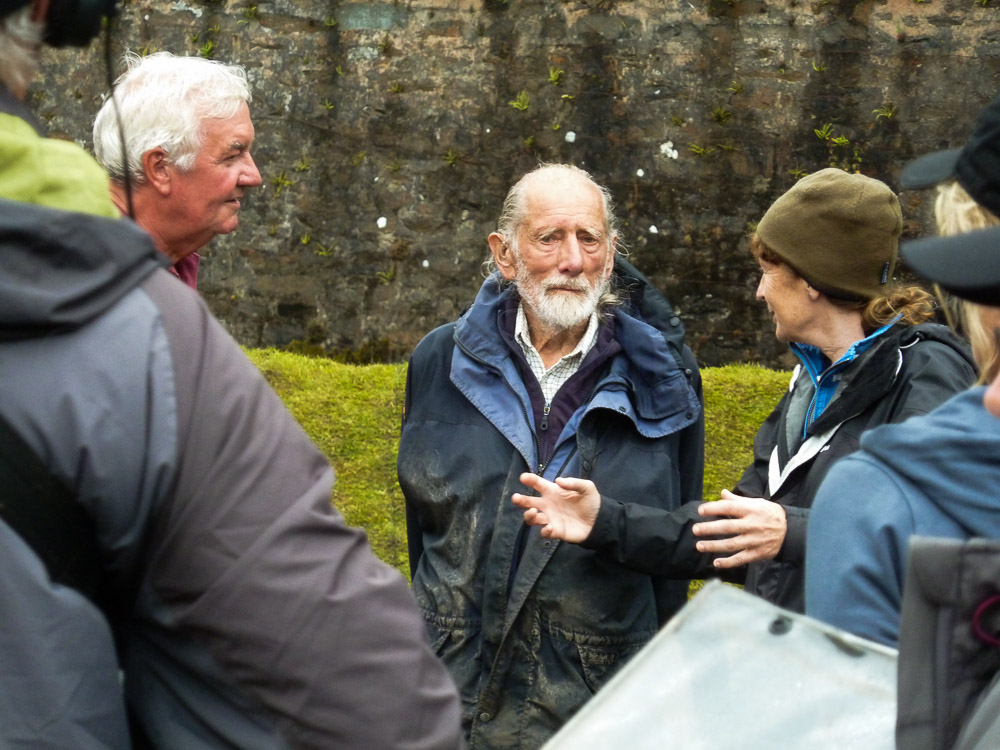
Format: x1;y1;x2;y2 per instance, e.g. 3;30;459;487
515;263;607;331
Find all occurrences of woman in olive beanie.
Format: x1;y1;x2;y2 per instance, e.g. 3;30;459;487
511;168;976;614
687;167;977;610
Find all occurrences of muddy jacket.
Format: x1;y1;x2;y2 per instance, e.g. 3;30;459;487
736;322;976;611
0;90;462;749
399;266;703;750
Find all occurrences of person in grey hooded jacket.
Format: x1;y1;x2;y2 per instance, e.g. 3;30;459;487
0;2;462;747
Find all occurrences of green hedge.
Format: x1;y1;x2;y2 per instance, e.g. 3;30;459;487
247;349;790;578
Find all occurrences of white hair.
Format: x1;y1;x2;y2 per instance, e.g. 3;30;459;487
0;7;43;97
93;51;252;183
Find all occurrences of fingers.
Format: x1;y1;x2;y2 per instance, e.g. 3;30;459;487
511;492;535;510
697;500;739;519
712;551;754;569
553;476;596;494
519;472;557;493
692;519;738;537
519;504;549;527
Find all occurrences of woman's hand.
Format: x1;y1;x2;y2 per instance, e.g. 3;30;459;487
692;490;787;569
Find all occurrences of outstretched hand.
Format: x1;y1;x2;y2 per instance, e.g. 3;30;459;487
511;473;601;543
692;490;787;569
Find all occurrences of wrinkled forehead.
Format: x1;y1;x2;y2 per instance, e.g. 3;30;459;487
520;173;608;233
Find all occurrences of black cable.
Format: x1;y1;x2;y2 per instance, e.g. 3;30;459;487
102;10;132;218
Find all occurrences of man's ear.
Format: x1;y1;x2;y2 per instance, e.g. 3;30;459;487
603;235;617;279
488;232;517;281
142;148;173;196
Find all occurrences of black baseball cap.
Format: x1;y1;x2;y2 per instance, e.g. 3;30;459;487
900;94;1000;306
901;94;1000;218
902;226;1000;306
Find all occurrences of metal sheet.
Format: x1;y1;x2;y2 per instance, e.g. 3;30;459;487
543;581;898;750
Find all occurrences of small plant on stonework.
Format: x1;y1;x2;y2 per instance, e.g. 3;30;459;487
335;65;344;76
300;234;311;245
788;165;809;179
522;135;535;148
548;67;564;85
313;243;333;257
443;149;460;166
293;156;310;173
976;0;991;7
728;80;744;94
375;264;396;284
237;4;258;24
812;60;827;72
386;158;403;172
831;134;850;146
324;16;337;27
711;106;732;125
377;35;392;54
671;116;685;126
688;143;716;156
561;94;575;101
814;122;834;141
718;142;741;152
509;90;530;111
323;99;335;110
272;171;293;198
552;120;561;131
352;151;367;166
873;103;897;122
198;40;215;59
389;82;403;94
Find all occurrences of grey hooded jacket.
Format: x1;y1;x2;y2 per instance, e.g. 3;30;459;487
0;195;462;745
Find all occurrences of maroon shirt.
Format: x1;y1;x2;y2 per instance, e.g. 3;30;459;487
168;252;200;290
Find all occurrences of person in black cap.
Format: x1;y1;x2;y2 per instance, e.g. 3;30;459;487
805;95;1000;647
0;2;463;747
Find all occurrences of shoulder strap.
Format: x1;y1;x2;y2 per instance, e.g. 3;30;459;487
0;413;105;605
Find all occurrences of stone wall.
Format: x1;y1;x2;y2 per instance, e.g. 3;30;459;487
35;0;1000;367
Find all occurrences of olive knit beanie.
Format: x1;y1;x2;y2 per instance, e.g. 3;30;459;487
756;168;901;301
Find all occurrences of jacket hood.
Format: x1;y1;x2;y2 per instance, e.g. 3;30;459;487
860;387;1000;537
0;198;165;340
455;269;701;433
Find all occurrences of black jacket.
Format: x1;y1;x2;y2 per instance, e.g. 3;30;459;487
581;322;976;612
737;322;976;610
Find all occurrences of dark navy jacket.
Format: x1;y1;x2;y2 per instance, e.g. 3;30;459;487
400;264;703;749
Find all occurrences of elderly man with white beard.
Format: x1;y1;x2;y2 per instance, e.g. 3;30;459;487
398;163;705;750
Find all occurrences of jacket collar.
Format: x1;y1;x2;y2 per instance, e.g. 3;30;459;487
455;273;689;396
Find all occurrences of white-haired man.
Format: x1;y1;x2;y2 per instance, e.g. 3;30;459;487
0;2;462;747
399;163;704;749
93;51;262;288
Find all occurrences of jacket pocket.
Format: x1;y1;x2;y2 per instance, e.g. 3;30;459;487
576;639;647;694
544;620;654;696
423;612;482;707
